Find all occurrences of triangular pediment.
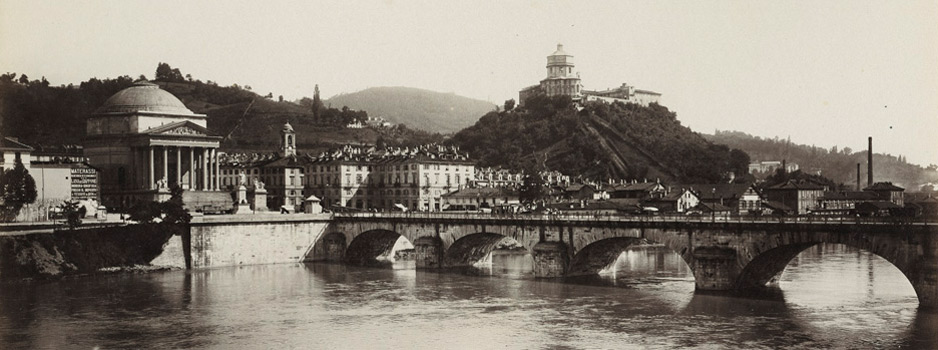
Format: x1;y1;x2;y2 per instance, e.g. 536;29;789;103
146;121;214;137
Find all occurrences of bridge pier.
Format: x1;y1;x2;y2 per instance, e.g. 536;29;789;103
691;246;740;290
413;237;443;269
319;232;347;262
532;242;569;278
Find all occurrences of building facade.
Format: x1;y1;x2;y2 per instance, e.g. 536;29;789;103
0;137;32;171
83;81;226;209
305;145;475;211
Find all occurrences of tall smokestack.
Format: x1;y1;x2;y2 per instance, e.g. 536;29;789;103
867;137;873;187
856;163;861;191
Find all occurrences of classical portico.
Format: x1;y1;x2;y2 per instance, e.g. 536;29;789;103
84;81;225;209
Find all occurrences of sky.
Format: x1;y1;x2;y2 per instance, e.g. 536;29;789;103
2;0;937;166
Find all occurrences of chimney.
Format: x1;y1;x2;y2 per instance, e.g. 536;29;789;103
856;163;861;191
867;136;873;187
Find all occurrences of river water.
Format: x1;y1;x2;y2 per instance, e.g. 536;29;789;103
1;244;934;349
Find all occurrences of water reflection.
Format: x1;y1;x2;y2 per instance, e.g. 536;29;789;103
0;243;932;349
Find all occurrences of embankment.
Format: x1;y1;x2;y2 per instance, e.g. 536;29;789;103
0;224;186;279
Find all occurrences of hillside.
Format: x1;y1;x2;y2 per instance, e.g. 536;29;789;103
0;68;442;153
450;95;750;183
325;87;496;133
705;130;938;190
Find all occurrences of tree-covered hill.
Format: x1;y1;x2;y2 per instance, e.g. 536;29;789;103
450;95;750;183
325;86;496;133
706;130;938;190
0;64;442;153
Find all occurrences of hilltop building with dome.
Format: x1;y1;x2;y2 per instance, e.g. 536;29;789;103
519;44;661;107
84;81;228;210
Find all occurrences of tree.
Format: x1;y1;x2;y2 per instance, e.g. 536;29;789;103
519;173;545;204
504;99;516;112
0;159;38;222
58;200;82;229
312;84;325;119
155;62;184;82
161;183;192;225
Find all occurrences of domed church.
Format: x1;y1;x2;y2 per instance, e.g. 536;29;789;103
84;81;227;210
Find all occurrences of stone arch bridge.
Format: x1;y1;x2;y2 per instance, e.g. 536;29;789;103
315;213;938;308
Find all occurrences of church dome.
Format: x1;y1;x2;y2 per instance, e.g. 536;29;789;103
96;81;196;115
282;122;295;133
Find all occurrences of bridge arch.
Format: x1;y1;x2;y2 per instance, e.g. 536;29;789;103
344;229;406;266
736;232;929;305
443;232;518;267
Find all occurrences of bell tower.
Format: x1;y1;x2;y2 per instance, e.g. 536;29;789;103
281;122;296;157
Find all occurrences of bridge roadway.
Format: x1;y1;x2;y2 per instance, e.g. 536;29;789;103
320;212;938;308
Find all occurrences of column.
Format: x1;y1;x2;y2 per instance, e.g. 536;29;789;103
175;147;182;186
149;147;155;190
190;147;196;190
215;149;221;190
162;146;168;187
210;149;218;191
202;148;209;191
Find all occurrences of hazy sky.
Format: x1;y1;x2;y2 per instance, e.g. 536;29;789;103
2;0;936;166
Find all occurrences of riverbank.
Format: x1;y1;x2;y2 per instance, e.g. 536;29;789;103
0;224;183;279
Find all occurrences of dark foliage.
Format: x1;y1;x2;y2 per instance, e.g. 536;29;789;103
519;173;545;204
450;97;748;183
0;159;38;222
58;200;83;229
0;72;135;146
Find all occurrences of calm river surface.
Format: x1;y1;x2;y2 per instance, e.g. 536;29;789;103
1;244;935;349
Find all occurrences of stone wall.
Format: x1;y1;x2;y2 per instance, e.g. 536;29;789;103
188;214;330;268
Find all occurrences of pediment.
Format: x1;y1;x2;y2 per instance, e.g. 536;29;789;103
146;121;214;137
159;125;208;136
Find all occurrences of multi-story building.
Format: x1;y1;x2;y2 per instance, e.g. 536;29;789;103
219;123;306;211
519;44;582;105
762;180;825;215
305;145;475;212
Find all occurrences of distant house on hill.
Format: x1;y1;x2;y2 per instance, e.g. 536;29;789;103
644;188;700;213
606;181;666;200
518;44;660;107
762;180;825;215
680;183;763;215
564;183;597;201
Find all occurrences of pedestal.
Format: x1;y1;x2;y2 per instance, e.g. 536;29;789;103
253;188;269;212
233;185;252;214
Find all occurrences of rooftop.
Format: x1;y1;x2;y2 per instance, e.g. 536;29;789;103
95;81;198;116
0;137;33;152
